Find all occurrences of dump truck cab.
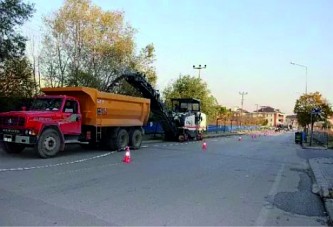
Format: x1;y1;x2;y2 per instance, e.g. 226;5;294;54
29;95;82;135
0;95;82;157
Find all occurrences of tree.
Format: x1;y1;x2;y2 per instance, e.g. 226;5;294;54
162;75;218;121
0;0;34;62
0;57;37;97
294;92;332;128
40;0;156;91
130;43;157;86
108;43;157;96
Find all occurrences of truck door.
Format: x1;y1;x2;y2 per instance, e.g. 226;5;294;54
60;99;81;135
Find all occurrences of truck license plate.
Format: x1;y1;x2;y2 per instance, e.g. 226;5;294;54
4;135;12;142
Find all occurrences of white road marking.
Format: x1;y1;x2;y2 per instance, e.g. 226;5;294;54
254;164;285;226
0;152;113;172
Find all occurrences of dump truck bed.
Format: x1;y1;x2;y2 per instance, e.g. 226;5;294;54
41;87;150;127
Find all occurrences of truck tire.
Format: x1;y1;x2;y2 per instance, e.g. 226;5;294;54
103;128;117;151
116;129;129;151
129;129;142;150
2;142;25;154
36;128;61;158
196;133;203;141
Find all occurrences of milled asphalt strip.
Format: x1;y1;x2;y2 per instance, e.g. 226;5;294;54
0;152;113;172
255;164;286;226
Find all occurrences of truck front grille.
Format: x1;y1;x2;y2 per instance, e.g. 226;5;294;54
0;116;25;127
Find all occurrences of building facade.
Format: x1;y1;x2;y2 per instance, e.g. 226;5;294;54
285;115;299;129
252;106;286;127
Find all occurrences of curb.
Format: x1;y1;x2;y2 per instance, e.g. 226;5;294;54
302;145;328;150
203;132;242;139
325;199;333;223
309;159;330;197
142;139;164;145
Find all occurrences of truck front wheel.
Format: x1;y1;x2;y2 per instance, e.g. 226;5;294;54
2;142;25;154
36;129;61;158
129;129;142;150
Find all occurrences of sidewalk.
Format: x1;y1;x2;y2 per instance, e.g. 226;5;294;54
309;157;333;223
301;139;328;150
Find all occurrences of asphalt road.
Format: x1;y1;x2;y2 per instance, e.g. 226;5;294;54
0;132;329;226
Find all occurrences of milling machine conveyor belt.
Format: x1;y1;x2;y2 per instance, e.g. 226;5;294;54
109;73;178;140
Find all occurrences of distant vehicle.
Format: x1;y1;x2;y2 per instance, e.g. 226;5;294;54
275;124;289;132
0;87;150;158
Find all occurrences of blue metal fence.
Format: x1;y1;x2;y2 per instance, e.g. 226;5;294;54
206;125;259;132
143;122;164;134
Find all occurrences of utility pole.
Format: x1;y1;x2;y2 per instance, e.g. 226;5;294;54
239;92;248;126
255;104;259;112
253;104;259;122
193;64;207;78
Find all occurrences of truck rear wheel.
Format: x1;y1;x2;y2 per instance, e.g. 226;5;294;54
116;129;129;151
129;129;142;150
36;129;61;158
196;133;203;141
103;128;117;151
2;142;25;153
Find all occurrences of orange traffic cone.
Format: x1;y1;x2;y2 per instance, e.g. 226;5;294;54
202;141;207;151
123;146;131;163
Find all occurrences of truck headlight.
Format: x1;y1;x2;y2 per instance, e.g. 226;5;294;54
26;129;36;136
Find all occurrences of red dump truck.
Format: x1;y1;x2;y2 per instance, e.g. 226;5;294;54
0;87;150;158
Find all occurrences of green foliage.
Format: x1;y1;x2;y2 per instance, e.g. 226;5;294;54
130;43;157;87
294;92;332;127
66;68;101;88
322;120;332;129
0;57;37;98
40;0;156;91
0;0;34;62
0;97;33;112
162;74;218;120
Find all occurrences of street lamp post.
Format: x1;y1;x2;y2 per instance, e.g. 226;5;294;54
239;92;248;127
290;62;308;94
193;64;207;78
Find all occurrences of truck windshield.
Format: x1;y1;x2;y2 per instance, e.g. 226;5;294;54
30;98;63;111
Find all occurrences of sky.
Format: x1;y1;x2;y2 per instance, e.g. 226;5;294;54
21;0;333;114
